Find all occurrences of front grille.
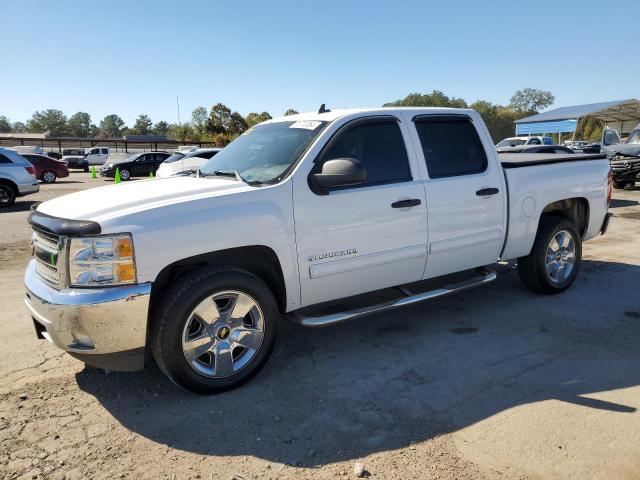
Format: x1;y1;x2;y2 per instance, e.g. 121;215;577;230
32;229;64;288
36;259;60;284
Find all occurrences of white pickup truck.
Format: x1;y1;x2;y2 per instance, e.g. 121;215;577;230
24;107;612;394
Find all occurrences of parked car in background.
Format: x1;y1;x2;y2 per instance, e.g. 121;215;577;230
46;151;63;160
602;125;640;189
85;147;109;165
501;145;575;154
0;148;39;207
22;154;69;183
156;148;222;178
100;151;171;180
62;148;89;171
495;136;554;152
9;145;45;155
565;141;601;154
176;145;199;153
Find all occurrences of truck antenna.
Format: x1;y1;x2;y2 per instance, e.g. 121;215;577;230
318;103;330;114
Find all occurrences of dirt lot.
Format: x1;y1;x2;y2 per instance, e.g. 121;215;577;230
1;172;639;480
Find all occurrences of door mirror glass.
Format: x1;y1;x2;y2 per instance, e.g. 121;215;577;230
313;158;367;189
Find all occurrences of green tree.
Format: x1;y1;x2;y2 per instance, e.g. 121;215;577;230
132;114;153;135
509;88;554;116
0;116;10;133
384;90;467;108
245;111;272;127
469;100;519;143
207;103;233;134
167;123;195;141
26;109;68;136
191;106;208;139
227;112;248;136
99;114;126;138
284;108;299;116
153;121;170;136
11;122;26;133
67;112;93;137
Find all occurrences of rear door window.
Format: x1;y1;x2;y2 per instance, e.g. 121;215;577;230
317;119;411;188
414;117;488;178
0;153;12;164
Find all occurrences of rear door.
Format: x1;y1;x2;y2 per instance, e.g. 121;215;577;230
292;115;428;307
406;113;506;278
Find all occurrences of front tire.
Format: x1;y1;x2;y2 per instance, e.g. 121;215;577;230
517;217;582;294
612;180;632;189
150;268;279;394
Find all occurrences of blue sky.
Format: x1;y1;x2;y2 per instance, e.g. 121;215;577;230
2;0;637;126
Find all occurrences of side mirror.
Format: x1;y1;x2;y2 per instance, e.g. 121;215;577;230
312;158;367;190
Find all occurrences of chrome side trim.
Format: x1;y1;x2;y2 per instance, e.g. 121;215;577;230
309;245;426;279
429;229;502;254
288;267;496;327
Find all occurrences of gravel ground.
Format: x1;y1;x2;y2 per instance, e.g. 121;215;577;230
1;172;639;480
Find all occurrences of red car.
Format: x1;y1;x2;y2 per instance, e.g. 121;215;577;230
23;154;69;183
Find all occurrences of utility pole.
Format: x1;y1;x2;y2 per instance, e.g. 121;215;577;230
176;96;181;126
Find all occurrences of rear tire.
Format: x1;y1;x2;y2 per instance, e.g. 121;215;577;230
42;170;57;183
0;183;16;208
517;216;582;294
150;267;279;394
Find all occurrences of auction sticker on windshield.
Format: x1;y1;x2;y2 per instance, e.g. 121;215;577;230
290;121;322;130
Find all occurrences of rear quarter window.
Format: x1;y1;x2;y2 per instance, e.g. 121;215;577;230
414;117;488;178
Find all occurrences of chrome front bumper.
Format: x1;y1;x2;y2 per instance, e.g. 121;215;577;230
24;259;151;371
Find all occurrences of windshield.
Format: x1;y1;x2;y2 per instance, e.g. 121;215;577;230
199;120;327;184
496;138;526;148
164;152;185;163
626;130;640;144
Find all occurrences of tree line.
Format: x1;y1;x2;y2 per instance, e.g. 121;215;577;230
2;88;599;146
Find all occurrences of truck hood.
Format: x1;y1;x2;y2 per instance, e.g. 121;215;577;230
608;143;640;158
36;176;252;223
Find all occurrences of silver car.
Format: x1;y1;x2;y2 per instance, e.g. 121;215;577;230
0;148;39;208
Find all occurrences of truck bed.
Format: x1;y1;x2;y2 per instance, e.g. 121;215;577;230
499;153;606;168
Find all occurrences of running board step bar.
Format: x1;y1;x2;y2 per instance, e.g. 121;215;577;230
287;267;497;327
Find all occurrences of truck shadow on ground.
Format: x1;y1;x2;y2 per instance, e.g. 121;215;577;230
77;260;640;467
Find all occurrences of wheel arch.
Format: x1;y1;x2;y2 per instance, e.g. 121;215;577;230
0;178;18;194
539;197;589;238
148;245;288;321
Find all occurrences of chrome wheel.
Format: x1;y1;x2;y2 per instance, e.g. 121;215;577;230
120;169;131;180
43;171;56;183
181;290;264;378
545;230;575;284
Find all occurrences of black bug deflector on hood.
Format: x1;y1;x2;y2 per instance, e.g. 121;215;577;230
28;204;101;236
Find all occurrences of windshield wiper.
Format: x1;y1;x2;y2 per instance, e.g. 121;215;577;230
197;169;248;183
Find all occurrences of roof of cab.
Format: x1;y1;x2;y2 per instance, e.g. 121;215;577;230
266;107;478;124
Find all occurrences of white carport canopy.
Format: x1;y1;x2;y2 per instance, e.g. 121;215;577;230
515;99;640;136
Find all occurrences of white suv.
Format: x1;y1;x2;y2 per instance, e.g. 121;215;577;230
85;147;110;165
156;148;222;178
0;148;39;208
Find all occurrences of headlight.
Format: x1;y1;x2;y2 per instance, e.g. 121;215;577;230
68;234;136;287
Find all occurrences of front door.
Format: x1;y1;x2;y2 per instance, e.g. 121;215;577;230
406;113;506;279
292;116;428;307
